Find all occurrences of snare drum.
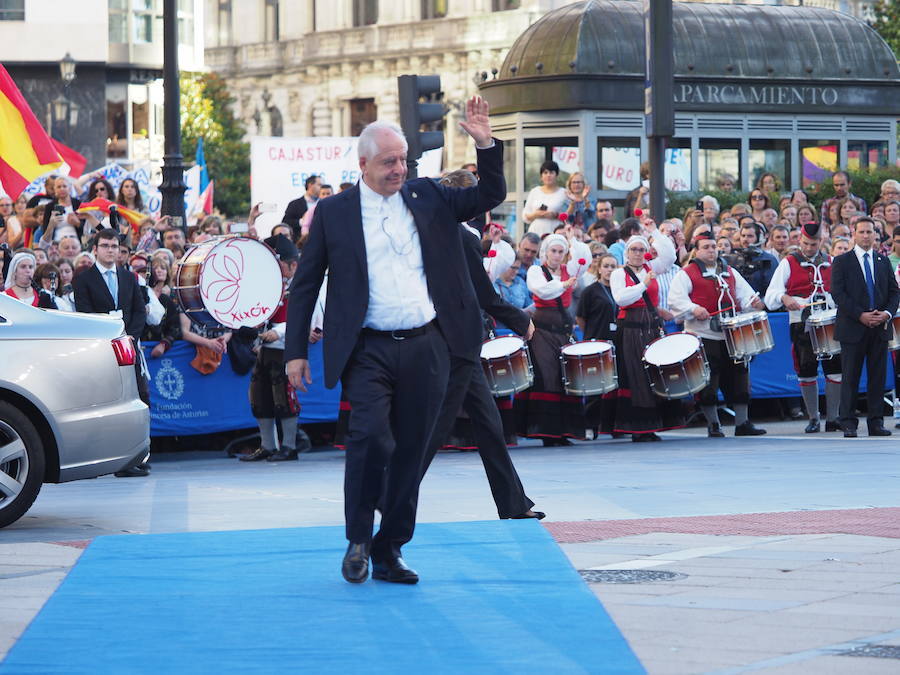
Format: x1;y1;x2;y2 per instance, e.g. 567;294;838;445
643;333;710;399
888;312;900;352
480;335;534;397
807;308;840;359
559;340;617;396
174;236;283;329
720;311;774;362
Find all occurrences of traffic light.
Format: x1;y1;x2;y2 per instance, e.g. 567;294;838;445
397;74;445;178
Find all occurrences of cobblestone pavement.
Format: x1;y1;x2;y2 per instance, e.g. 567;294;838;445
2;420;899;672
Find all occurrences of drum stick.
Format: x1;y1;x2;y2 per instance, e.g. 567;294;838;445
798;300;827;309
708;306;734;317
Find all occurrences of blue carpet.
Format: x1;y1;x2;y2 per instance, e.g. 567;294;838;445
2;521;643;674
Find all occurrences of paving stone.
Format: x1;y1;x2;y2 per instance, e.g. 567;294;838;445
754;654;900;674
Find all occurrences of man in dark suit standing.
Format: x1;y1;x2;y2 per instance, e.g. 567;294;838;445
286;96;504;584
830;216;900;437
74;227;149;475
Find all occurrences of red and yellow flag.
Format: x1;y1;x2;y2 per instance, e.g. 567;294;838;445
0;64;64;199
77;197;144;228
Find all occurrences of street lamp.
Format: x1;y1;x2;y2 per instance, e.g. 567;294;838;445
58;52;77;145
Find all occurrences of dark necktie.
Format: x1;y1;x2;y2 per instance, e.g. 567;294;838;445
863;252;876;310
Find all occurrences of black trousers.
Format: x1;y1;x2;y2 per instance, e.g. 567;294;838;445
422;355;533;519
699;338;749;407
340;324;450;560
839;327;889;431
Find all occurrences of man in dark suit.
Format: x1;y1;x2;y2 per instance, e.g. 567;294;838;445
281;175;320;239
74;227;149;475
286;96;504;584
830;216;900;437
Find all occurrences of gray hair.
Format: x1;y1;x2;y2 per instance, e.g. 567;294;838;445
357;121;407;160
700;195;720;212
882;179;900;193
520;232;541;246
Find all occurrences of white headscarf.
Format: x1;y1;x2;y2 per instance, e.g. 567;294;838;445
625;235;651;253
539;233;569;261
3;251;36;291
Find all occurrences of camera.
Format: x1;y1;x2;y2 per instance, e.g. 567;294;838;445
696;200;704;211
728;245;772;279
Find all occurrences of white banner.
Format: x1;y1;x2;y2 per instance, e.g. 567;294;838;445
250;136;441;238
601;147;692;192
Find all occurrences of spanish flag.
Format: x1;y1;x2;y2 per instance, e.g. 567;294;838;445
77;197;144;229
0;64;64;199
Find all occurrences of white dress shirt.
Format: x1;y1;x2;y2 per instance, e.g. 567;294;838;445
668;264;758;340
609;233;676;307
764;256;834;324
359;179;436;330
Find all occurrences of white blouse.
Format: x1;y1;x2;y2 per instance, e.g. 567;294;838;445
524;186;568;237
526;239;593;300
610;233;676;306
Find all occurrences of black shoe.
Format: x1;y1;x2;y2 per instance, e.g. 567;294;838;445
788;407;805;420
295;428;313;453
114;464;149;478
372;557;419;584
825;421;840;432
868;426;892;437
843;428;858;438
511;510;546;520
632;433;661;443
611;432;626;439
239;447;273;462
734;421;766;436
341;542;370;584
267;446;299;462
805;419;821;433
707;423;725;438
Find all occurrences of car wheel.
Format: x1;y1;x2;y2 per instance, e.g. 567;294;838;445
0;401;46;528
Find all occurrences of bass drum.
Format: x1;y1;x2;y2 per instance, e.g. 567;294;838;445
174;235;283;329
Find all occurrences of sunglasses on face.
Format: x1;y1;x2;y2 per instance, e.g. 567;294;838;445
751;194;765;200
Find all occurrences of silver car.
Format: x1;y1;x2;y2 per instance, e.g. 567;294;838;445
0;294;149;528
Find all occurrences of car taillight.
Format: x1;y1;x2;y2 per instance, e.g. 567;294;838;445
112;336;136;366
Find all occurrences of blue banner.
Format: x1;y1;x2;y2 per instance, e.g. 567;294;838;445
142;340;341;437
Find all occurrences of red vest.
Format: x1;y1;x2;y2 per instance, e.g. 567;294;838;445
533;265;573;309
785;254;832;297
269;279;290;323
3;287;39;307
684;261;740;314
617;265;659;318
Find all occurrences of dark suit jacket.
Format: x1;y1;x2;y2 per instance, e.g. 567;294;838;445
281;197;308;236
831;247;899;343
285;141;507;388
458;224;530;347
73;264;147;340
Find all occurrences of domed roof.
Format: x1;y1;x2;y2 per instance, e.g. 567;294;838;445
496;0;898;81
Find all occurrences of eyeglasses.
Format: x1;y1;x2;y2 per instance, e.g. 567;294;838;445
751;194;766;200
592;253;604;258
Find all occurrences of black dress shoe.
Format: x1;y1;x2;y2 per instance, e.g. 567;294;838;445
372;557;419;584
115;464;149;478
707;423;725;438
788;407;805;420
511;510;546;520
868;426;892;437
843;429;858;438
805;419;821;433
735;421;766;436
342;542;370;584
825;421;840;432
267;446;299;462
632;432;661;443
239;447;273;462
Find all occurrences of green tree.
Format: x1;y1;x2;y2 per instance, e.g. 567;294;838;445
871;1;900;58
181;72;250;218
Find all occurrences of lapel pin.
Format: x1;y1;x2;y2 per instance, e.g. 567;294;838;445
411;192;418;199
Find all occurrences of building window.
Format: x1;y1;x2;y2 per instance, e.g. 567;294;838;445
750;139;790;192
353;0;377;27
216;0;231;46
665;138;691;192
598;138;640;191
0;0;25;21
422;0;447;19
800;140;838;190
349;98;377;136
133;0;156;44
263;0;279;41
109;0;128;43
524;138;577;191
492;0;520;11
848;140;888;171
698;139;739;193
106;84;128;159
178;0;194;46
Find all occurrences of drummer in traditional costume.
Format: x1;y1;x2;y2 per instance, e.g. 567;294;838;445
669;233;767;437
610;228;683;441
516;230;592;445
764;221;842;432
241;234;310;462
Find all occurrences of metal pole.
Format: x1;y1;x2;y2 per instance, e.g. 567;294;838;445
644;0;674;221
159;0;187;231
64;86;71;146
647;136;666;223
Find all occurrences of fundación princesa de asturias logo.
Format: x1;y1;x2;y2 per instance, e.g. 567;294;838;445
155;358;185;401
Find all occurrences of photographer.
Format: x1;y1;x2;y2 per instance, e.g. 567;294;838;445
727;222;779;295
